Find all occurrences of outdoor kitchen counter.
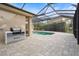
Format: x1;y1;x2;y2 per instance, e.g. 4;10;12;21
5;31;26;44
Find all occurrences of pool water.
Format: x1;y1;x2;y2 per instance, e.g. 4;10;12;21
33;32;54;35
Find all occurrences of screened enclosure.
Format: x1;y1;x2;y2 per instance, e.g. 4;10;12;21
10;3;79;44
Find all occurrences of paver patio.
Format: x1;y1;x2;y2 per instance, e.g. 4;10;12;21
0;32;78;56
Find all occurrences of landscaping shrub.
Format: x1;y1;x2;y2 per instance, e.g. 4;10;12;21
43;22;66;32
33;22;67;32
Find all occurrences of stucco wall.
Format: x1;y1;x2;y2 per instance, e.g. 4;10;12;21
0;9;27;42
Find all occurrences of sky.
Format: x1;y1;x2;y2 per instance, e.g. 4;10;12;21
10;3;76;14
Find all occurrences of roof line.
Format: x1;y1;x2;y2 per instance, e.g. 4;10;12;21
1;3;36;16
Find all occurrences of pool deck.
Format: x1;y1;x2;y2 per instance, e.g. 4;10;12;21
0;31;79;56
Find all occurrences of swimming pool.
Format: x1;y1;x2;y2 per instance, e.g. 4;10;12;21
33;31;54;35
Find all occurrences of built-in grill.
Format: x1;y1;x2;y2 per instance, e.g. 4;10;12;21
5;27;25;44
10;27;22;34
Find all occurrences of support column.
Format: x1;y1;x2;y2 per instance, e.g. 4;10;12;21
28;17;33;36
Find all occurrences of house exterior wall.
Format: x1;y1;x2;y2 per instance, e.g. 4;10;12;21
0;9;28;42
47;17;70;24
